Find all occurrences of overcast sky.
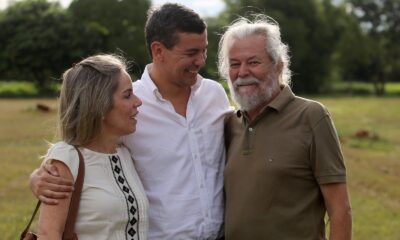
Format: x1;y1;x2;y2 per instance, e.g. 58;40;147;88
0;0;225;17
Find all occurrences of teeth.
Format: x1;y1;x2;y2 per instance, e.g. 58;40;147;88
238;83;256;87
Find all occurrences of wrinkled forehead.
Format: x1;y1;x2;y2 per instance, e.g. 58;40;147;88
227;33;267;54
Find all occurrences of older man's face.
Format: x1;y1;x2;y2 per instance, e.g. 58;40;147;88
228;34;280;111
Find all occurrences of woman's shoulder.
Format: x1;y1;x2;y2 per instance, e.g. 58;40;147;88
48;141;75;151
45;141;80;180
45;141;78;160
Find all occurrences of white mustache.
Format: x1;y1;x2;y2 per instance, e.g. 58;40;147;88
233;77;261;87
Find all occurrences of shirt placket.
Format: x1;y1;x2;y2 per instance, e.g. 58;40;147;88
186;95;210;233
243;115;255;155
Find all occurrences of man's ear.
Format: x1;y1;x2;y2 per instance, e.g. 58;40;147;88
275;60;284;79
150;41;165;62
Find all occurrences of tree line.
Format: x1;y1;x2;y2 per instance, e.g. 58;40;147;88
0;0;399;95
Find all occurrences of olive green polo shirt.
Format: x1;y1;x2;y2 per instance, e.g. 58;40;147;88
224;86;346;240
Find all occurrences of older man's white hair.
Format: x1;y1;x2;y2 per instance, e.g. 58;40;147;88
218;15;292;86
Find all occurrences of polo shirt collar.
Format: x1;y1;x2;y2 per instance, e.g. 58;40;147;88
141;64;203;101
236;85;295;122
268;85;295;112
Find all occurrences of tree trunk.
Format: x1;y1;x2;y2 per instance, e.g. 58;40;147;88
373;71;386;96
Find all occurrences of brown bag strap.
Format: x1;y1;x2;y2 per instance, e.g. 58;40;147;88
20;200;41;239
63;146;85;239
21;146;85;240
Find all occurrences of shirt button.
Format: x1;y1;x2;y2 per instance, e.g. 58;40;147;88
248;127;253;132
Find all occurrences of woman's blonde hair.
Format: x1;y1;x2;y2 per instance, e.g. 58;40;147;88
59;54;127;146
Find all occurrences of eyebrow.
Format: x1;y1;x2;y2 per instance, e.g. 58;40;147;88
122;88;132;94
185;44;208;52
184;48;201;53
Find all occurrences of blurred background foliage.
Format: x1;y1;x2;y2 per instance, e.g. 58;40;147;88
0;0;399;96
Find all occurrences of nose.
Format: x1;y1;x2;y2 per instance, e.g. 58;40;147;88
238;64;250;78
133;94;142;108
194;51;207;67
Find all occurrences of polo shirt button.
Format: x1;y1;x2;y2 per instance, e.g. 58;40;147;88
248;127;253;132
268;158;273;162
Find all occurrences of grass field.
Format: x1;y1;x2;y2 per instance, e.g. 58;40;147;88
329;81;400;96
316;97;400;239
0;97;399;239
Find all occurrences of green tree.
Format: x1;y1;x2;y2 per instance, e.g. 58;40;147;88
347;0;400;95
201;16;228;80
322;1;369;93
68;0;151;76
221;0;347;94
0;0;105;92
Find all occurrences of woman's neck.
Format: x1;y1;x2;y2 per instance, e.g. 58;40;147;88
84;135;119;154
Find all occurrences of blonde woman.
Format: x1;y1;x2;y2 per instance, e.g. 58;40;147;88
37;54;148;240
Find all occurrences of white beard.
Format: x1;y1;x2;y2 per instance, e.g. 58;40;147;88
228;75;279;111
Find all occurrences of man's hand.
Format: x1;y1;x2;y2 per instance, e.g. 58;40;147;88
29;164;74;205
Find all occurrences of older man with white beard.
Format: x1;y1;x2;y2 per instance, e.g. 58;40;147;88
219;16;352;240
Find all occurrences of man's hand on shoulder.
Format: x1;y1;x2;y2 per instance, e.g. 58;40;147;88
29;164;74;205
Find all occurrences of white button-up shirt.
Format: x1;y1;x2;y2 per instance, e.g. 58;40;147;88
123;65;233;240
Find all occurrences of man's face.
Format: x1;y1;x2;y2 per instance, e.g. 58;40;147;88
228;34;280;111
162;31;208;87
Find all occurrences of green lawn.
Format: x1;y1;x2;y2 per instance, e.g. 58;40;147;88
316;97;400;239
0;99;58;239
0;81;60;98
0;97;399;239
0;81;39;97
330;81;400;96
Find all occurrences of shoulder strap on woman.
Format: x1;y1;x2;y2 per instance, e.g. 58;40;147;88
63;146;85;240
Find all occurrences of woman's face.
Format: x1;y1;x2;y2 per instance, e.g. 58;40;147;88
102;70;142;137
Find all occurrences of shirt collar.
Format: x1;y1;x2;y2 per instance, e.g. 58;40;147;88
141;64;203;101
267;85;295;112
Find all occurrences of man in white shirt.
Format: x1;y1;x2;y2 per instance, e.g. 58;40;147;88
122;3;232;239
29;3;232;240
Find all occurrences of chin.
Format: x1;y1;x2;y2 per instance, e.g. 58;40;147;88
120;127;136;136
128;127;136;134
184;74;197;83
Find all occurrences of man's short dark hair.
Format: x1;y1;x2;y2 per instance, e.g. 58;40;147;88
145;3;207;58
